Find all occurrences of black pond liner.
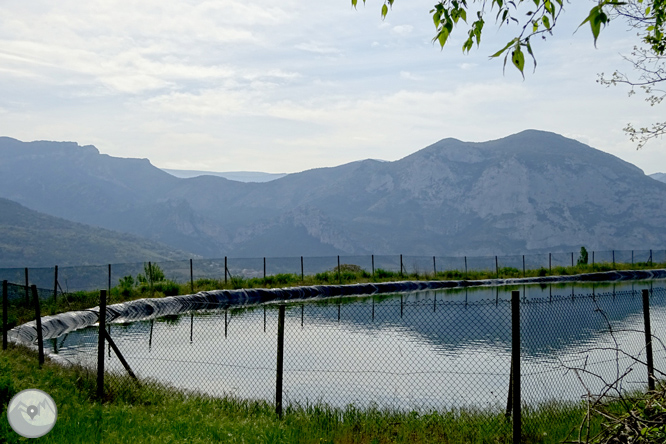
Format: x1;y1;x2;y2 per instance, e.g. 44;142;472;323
8;268;666;346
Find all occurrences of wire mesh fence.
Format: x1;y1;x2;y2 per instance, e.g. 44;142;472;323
1;249;664;294
5;280;665;440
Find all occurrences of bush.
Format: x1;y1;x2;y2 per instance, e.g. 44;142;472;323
153;280;180;296
498;266;521;277
137;262;166;285
374;268;397;279
333;264;364;273
577;246;589;265
262;273;296;287
118;275;135;297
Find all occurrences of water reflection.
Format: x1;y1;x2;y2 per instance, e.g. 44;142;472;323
43;280;666;410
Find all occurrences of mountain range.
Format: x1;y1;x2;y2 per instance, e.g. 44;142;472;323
162;169;287;182
0;197;189;267
1;130;665;265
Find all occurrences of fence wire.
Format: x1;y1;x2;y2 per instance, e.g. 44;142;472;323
4;279;666;440
2;248;666;292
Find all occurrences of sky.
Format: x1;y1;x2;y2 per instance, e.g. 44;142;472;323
0;0;664;174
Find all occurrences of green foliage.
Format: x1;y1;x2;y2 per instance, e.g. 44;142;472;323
333;263;364;274
356;0;666;78
153;280;180;296
118;275;135;297
137;262;165;285
498;266;521;278
262;273;298;287
581;383;666;443
578;247;589;266
374;268;398;279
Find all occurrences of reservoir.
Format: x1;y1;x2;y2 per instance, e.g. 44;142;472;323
33;280;666;411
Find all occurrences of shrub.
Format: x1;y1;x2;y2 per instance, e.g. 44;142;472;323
137;262;165;285
374;268;396;279
153;280;180;296
577;246;589;265
118;275;135;297
333;264;364;274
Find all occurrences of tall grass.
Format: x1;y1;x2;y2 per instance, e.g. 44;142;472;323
0;343;604;444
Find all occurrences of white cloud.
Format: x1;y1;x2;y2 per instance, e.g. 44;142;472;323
0;0;664;174
399;71;423;80
391;25;413;36
295;42;341;55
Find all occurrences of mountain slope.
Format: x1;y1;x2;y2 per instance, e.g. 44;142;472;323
1;131;665;257
650;172;666;183
0;197;191;267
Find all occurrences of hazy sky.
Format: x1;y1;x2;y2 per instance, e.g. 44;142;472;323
0;1;664;174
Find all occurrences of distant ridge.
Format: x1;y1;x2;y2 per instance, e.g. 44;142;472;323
0;197;192;267
1;131;665;258
650;172;666;183
162;169;287;182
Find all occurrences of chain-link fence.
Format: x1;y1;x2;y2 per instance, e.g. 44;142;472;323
0;249;663;293
5;282;665;439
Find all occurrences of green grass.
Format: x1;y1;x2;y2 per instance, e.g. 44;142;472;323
0;343;604;444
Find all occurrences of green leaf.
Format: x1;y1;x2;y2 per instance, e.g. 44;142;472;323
542;15;550;29
511;46;525;78
577;5;608;47
545;0;555;16
381;3;388;19
525;38;537;72
490;38;518;58
351;0;357;8
438;27;450;47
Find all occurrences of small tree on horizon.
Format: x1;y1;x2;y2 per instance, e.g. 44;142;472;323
577;247;589;266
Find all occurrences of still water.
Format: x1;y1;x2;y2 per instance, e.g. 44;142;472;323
43;281;666;411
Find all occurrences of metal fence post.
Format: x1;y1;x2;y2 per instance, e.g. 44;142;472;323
2;280;7;350
24;268;29;305
148;261;154;296
301;256;304;282
549;253;551;272
53;266;58;304
337;256;341;283
400;254;403;277
511;290;521;443
642;289;656;391
276;304;285;419
522;255;525;277
371;255;375;278
571;252;574;267
225;256;228;285
433;256;436;276
464;256;467;277
108;264;111;296
495;256;499;278
190;259;194;294
264;257;266;279
97;290;107;400
31;285;44;368
612;250;615;269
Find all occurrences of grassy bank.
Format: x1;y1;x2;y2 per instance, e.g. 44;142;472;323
4;259;665;329
0;343;601;444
